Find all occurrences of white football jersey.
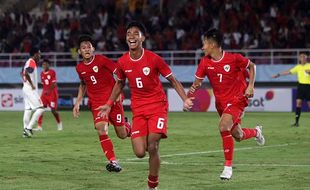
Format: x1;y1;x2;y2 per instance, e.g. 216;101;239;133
22;58;38;91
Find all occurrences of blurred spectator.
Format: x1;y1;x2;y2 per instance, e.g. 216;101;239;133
0;0;309;54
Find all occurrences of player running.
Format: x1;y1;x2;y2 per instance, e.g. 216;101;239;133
189;28;265;180
96;21;193;190
73;35;131;172
34;59;63;131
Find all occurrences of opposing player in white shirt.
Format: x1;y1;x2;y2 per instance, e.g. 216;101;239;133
21;47;45;137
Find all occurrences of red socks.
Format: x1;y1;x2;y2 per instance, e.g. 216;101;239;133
241;128;257;140
220;131;234;167
99;135;116;161
148;175;159;188
38;115;43;127
124;122;131;137
37;112;61;127
53;112;61;123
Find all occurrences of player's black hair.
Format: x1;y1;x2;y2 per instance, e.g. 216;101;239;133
29;47;40;56
78;34;93;46
43;59;50;64
126;21;146;35
203;28;223;47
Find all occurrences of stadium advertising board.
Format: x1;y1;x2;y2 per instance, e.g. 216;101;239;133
168;88;292;112
0;89;24;111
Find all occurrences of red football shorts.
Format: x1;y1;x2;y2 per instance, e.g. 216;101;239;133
91;101;125;127
41;92;58;109
216;96;248;125
131;101;168;139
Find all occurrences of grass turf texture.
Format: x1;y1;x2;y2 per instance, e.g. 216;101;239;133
0;111;309;190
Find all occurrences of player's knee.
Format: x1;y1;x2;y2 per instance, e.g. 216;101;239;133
115;126;127;139
95;124;108;135
233;136;242;142
134;150;146;158
116;133;127;139
232;129;243;141
219;124;231;132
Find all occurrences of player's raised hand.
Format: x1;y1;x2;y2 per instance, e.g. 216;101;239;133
95;104;111;118
244;86;254;98
73;104;80;118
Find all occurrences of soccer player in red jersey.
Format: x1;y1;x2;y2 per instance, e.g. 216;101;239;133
34;59;63;131
73;35;131;172
96;21;193;190
189;29;265;180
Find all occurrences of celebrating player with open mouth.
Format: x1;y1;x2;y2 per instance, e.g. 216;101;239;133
96;21;193;190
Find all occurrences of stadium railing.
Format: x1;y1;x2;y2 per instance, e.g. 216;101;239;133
0;49;309;67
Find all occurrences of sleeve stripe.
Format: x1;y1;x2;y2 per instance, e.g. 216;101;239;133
195;75;204;80
116;76;125;81
164;72;173;78
113;68;117;73
246;60;250;68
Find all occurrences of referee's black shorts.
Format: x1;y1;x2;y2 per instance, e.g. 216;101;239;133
297;83;310;101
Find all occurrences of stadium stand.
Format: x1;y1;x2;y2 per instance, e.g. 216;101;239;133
0;0;309;54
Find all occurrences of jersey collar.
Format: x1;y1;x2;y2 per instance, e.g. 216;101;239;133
211;51;225;62
129;48;144;62
83;55;95;65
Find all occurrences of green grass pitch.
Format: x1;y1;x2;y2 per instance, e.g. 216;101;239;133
0;111;309;190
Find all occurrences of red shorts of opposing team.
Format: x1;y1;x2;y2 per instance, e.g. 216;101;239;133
131;101;168;139
41;93;58;109
216;96;248;125
90;101;125;127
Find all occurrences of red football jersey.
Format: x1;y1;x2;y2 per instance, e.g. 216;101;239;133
117;49;172;109
76;54;117;105
195;51;249;102
41;69;58;94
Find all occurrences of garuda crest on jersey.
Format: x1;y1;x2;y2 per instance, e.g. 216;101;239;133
93;66;98;73
143;67;150;76
223;65;230;72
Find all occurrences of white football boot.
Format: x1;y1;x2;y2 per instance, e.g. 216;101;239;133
57;122;63;131
220;166;232;180
255;125;265;146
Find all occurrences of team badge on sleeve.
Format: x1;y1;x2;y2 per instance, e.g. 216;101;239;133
224;65;230;72
143;67;150;76
93;66;98;73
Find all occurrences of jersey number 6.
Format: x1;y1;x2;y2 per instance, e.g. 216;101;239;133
136;77;143;88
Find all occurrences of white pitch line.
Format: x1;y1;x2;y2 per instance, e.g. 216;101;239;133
124;143;297;161
121;161;310;168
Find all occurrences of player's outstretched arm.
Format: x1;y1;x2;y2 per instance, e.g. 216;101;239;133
245;61;256;98
73;81;86;118
272;70;291;78
96;79;125;117
166;75;193;111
